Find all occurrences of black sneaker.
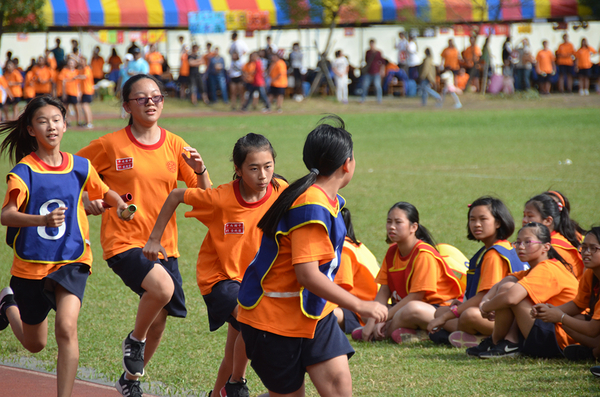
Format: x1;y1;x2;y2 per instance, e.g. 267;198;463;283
563;344;596;362
116;372;143;397
0;287;16;331
122;332;145;377
466;336;495;357
220;377;250;397
590;366;600;378
479;339;521;359
429;329;451;345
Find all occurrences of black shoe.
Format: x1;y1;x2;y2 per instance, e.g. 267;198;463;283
479;339;521;359
0;287;16;331
122;332;145;377
563;344;596;362
590;366;600;378
116;372;143;396
220;377;250;397
429;329;451;345
466;336;495;357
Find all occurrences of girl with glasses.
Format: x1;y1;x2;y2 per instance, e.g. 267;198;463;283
472;222;577;359
76;74;211;397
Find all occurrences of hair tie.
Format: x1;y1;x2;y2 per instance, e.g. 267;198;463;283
310;168;320;175
548;191;565;212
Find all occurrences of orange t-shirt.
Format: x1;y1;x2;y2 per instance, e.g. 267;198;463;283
47;54;57;70
91;56;105;79
108;55;122;72
441;47;460;70
237;186;340;338
475;241;511;294
552;232;584;280
536;49;555;74
179;53;190;77
556;42;576;66
23;71;36;99
60;68;80;97
269;59;288;88
32;66;54;94
376;242;461;305
242;62;255;84
146;52;164;75
576;47;596;70
462;46;481;68
512;258;578;349
385;63;400;74
184;178;288;295
76;127;204;260
80;66;95;95
5;70;23;98
573;269;600;319
2;152;108;279
0;76;8;101
455;73;469;90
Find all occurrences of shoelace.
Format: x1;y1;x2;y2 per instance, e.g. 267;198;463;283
124;340;144;361
123;379;142;396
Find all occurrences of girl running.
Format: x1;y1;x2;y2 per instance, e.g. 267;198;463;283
76;74;211;397
355;202;462;344
237;115;387;397
0;96;129;397
143;133;288;397
427;196;526;349
474;222;578;359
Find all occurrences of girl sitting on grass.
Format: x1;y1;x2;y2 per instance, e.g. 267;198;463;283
354;202;462;344
428;196;526;348
473;222;578;359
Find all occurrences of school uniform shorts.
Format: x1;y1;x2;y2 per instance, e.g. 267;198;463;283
521;318;562;359
202;279;241;332
341;308;362;334
241;311;355;395
10;263;89;325
107;248;186;318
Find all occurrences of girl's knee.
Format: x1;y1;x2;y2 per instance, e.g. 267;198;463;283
23;339;46;353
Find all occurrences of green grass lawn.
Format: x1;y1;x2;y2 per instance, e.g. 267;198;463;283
1;98;600;396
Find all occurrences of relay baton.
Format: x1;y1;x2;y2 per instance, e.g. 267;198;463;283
120;204;137;219
102;193;133;208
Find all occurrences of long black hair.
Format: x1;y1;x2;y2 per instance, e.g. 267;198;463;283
231;132;285;190
258;115;353;238
341;207;359;246
386;201;437;248
545;190;587;237
520;222;573;275
467;196;515;241
0;95;66;165
121;74;166;126
526;193;580;248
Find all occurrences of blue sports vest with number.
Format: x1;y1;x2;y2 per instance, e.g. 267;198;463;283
6;154;90;264
238;195;346;319
465;243;528;300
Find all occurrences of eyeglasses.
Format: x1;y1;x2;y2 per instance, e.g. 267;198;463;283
127;95;164;106
579;245;600;254
512;241;543;248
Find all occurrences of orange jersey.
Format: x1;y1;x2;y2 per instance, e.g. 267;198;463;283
237;185;340;338
556;42;576;66
179;53;190;77
108;55;122;72
441;47;460;70
576;47;596;70
2;152;108;279
80;66;95;95
335;239;378;325
91;56;105;79
46;54;57;70
573;269;600;319
242;62;256;84
269;59;288;88
462;46;481;68
455;73;469;90
184;178;288;295
23;71;36;99
475;241;512;294
0;76;8;100
512;258;578;349
76;127;204;260
32;66;54;94
552;231;584;280
146;52;164;75
5;70;23;98
60;68;80;97
536;49;555;74
376;242;462;305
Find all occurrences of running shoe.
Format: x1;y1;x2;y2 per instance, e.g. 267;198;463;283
390;328;429;344
590;366;600;378
220;377;250;397
466;336;495;357
116;372;143;397
563;344;596;362
449;331;486;349
428;329;451;345
351;327;364;341
0;287;16;331
478;339;521;359
122;332;145;377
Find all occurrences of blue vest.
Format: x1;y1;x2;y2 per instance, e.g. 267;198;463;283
6;154;90;264
238;195;346;319
465;244;528;300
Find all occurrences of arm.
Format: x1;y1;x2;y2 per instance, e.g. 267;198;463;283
1;190;66;228
181;147;210;189
533;301;600;338
362;285;391;340
142;188;187;261
428;291;486;332
102;189;131;220
481;282;528;313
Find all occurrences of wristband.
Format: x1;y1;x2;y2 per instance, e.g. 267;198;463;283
560;313;566;324
450;304;459;318
195;167;207;176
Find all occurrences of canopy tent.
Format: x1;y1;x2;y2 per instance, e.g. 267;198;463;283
42;0;587;28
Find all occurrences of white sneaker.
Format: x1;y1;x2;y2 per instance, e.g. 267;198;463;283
585;89;589;96
579;89;584;96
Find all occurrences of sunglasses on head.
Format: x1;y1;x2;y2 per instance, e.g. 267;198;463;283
127;95;164;106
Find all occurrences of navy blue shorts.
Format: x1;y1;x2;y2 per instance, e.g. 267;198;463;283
202;279;240;332
241;312;355;395
558;65;575;75
65;95;78;104
81;94;93;103
521;318;562;358
269;86;285;96
6;97;21;105
10;263;89;325
538;74;550;83
579;68;591;78
341;308;361;334
107;248;186;318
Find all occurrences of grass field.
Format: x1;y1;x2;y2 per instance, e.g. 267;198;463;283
1;95;600;396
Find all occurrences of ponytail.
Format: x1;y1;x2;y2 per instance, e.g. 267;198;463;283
341;207;359;246
526;193;580;248
258;115;353;238
545;190;587;239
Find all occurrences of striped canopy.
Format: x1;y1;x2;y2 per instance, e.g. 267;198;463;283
42;0;586;28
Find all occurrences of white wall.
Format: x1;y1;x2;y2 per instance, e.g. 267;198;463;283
2;22;599;75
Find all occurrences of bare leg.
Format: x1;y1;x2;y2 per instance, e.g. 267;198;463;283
458;306;494;335
386;301;436;336
211;324;237;396
54;286;82;397
490;308;514;344
307;355;352;397
333;308;345;331
5;305;47;352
